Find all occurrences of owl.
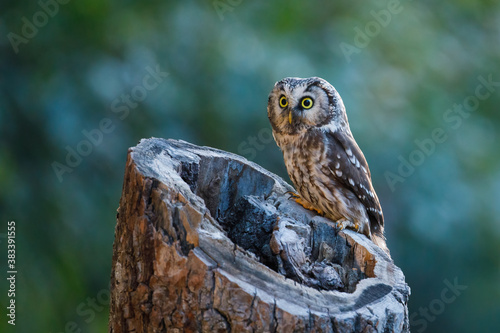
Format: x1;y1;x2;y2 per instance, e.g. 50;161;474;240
267;77;387;253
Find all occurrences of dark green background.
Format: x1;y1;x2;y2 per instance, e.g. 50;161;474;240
2;0;499;332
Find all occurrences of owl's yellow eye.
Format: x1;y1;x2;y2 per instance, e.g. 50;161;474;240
279;96;288;108
301;97;314;109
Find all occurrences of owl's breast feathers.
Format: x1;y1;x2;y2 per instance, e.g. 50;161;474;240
318;128;384;234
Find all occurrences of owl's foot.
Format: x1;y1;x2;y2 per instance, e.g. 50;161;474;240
286;192;324;215
335;220;361;233
334;219;360;232
335;220;345;231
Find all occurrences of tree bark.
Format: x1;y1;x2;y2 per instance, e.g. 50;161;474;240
109;138;410;333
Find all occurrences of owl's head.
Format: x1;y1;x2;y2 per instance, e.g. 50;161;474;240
267;77;348;139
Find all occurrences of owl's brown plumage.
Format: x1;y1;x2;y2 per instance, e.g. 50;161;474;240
267;77;387;252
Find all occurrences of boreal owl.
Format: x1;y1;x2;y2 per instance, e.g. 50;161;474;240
267;77;387;253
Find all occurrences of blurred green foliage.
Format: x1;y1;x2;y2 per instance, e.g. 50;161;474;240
1;0;500;332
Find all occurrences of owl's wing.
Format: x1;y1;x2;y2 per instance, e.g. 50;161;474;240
323;130;384;230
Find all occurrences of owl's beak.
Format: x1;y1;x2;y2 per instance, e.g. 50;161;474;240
288;110;292;124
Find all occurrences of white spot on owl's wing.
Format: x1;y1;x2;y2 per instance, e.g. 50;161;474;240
359;183;375;198
349;155;356;165
367;207;382;215
327;166;343;179
335;162;340;169
349;178;354;186
346;148;353;157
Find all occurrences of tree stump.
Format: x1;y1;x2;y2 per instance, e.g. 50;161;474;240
109;138;410;332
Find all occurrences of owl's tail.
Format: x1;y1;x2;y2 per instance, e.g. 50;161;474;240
372;233;390;256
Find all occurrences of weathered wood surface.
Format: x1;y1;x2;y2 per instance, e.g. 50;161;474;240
109;138;410;332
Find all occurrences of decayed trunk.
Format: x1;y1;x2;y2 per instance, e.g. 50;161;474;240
109;138;410;332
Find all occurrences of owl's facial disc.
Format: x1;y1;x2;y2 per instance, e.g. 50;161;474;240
268;77;341;137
